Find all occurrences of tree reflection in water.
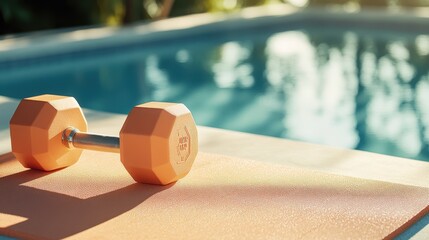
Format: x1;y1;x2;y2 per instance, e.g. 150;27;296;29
153;28;429;161
198;29;429;161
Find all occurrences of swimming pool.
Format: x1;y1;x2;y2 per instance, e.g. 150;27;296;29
1;8;429;161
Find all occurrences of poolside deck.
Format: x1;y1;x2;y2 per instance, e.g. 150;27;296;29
0;97;429;239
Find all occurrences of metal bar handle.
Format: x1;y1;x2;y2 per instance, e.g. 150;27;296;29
62;127;120;153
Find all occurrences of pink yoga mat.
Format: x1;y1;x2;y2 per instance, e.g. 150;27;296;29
1;151;428;239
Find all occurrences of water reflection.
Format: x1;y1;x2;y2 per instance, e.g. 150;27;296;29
266;31;359;148
302;29;429;159
212;41;255;88
1;27;429;161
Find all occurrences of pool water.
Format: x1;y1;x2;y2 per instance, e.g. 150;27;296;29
1;23;429;161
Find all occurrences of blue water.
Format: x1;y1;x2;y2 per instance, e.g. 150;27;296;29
1;24;429;161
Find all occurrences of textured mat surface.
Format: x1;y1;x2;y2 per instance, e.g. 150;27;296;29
1;151;429;239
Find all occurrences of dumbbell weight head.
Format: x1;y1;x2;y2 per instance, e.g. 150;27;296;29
120;102;198;185
10;95;88;170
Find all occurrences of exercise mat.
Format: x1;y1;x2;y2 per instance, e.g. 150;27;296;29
1;151;428;239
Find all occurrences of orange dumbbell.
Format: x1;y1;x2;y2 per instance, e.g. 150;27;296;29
9;94;198;185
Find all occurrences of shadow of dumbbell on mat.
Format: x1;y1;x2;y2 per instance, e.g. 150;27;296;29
0;163;173;239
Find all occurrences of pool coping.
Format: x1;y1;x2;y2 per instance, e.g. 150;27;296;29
1;5;429;63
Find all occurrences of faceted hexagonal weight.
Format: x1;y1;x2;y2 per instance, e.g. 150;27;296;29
120;102;198;185
10;95;88;171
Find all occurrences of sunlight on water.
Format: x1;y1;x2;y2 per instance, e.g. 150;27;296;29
265;31;359;148
145;55;170;100
416;35;429;56
212;41;254;88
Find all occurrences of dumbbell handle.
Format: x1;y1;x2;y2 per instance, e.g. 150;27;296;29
62;127;120;153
